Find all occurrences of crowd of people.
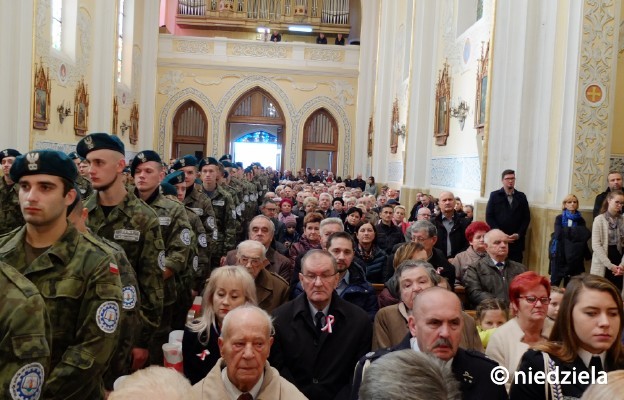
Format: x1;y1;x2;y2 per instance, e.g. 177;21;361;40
1;135;624;400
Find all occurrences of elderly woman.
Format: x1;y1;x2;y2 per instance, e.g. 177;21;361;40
590;190;624;291
378;242;428;307
183;265;257;385
354;222;388;283
449;221;490;284
372;260;482;352
510;274;624;399
486;271;554;392
288;212;323;262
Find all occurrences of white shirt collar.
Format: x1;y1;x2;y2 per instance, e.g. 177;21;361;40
308;301;330;322
221;366;264;400
577;348;606;369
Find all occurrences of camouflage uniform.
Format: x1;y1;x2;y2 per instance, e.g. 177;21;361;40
0;262;51;400
202;184;237;266
84;190;165;351
142;189;191;365
183;205;210;295
183;186;216;254
0;178;24;235
222;182;243;241
0;225;123;400
75;174;94;199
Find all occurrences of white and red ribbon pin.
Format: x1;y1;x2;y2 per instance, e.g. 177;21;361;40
321;315;335;333
197;350;210;360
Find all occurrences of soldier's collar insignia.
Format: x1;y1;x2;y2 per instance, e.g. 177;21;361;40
463;371;474;384
26;152;39;171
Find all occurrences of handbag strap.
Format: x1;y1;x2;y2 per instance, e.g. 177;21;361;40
541;352;563;400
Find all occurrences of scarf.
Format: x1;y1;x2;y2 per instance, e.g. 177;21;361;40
561;209;582;228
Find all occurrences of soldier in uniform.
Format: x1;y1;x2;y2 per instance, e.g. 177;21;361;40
218;162;243;241
0;150;123;399
76;133;165;372
171;155;216;258
67;192;141;394
162;171;210;298
0;148;24;234
0;261;51;400
68;151;93;198
131;150;192;365
198;157;237;268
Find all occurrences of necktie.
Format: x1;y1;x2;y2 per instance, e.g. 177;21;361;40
495;262;504;272
237;393;253;400
589;356;604;373
315;311;325;335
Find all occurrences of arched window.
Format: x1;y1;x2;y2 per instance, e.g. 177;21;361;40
302;108;338;174
172;100;208;159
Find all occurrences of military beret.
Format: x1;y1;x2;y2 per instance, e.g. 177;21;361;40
130;150;162;176
162;170;185;186
122;166;131;174
10;150;78;183
346;207;363;217
223;170;229;179
171;155;198;170
160;182;178;196
235;162;243;169
0;149;21;162
244;166;253;174
221;160;233;169
76;133;125;157
67;151;84;161
198;157;220;170
219;154;232;162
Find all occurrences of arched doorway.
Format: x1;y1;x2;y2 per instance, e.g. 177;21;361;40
302;108;338;174
226;88;285;170
171;100;208;159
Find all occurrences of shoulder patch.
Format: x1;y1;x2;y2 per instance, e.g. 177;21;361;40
96;301;119;333
158;251;166;271
206;216;216;229
192;256;199;272
198;233;208;248
122;286;137;310
180;229;191;246
10;362;44;400
109;263;119;275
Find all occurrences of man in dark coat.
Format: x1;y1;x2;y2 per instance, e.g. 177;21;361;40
270;250;372;400
485;169;531;263
592;171;622;217
350;287;508;400
433;191;470;258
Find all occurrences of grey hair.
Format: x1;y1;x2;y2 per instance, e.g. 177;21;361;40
221;304;275;339
320;217;344;232
396;260;441;286
484;228;505;246
408;220;437;240
236;240;267;260
359;350;462;400
301;249;338;274
108;366;192;400
249;215;275;236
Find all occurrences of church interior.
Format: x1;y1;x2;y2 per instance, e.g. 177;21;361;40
2;0;624;273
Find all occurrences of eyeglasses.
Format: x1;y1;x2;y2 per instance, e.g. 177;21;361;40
301;272;337;283
519;295;551;305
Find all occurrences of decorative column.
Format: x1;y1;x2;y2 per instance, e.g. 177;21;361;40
137;3;160;149
89;0;116;132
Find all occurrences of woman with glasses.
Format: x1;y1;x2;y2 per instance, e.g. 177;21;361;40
510;274;624;399
590;190;624;291
182;265;257;385
486;271;554;392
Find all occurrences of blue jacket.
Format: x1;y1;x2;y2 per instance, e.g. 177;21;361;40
354;245;388;284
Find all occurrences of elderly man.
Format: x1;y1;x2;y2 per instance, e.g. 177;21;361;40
191;306;307;400
235;240;289;313
463;229;527;307
485;169;531;263
318;192;333;218
223;215;292;281
351;287;507;400
433;191;469;258
271;250;372;400
593;170;623;217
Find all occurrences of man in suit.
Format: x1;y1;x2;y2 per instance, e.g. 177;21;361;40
485;169;531;263
351;287;508;400
270;250;372;400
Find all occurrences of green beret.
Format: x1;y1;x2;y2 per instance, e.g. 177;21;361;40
162;170;185;186
76;133;125;157
67;151;84;162
221;160;234;168
130;150;162;176
198;157;220;170
10;150;78;183
171;155;198;170
0;149;21;162
160;182;178;196
219;154;232;162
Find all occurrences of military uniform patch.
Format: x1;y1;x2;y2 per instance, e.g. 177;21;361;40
180;229;191;245
192;256;199;272
96;301;119;334
212;230;218;240
213;200;225;207
159;217;172;226
244;195;249;202
198;233;208;248
113;229;141;242
206;216;216;229
190;207;203;216
10;362;44;400
109;263;119;274
158;251;166;270
122;286;137;310
231;210;237;219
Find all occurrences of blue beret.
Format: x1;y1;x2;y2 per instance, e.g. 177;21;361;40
198;157;220;170
235;162;243;169
10;150;78;183
221;160;234;168
76;133;125;157
219;154;232;162
0;149;21;162
130;150;162;176
160;182;178;196
171;155;198;170
244;166;253;174
162;170;185;186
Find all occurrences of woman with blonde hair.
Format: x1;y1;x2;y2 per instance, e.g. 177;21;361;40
182;265;257;384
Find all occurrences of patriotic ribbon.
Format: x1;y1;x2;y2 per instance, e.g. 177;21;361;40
197;350;210;360
321;315;335;333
